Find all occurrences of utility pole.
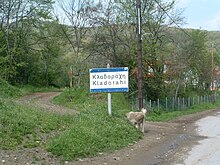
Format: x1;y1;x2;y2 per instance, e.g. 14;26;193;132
136;0;143;110
212;43;215;103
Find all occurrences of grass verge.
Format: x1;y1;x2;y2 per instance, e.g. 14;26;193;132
0;79;23;98
48;87;142;160
1;80;220;161
0;98;74;149
0;78;62;98
0;85;142;161
147;101;220;122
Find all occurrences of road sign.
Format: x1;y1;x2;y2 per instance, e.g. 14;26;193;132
90;67;129;93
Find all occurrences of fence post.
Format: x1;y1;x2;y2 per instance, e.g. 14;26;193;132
166;97;168;111
157;98;160;111
178;97;180;110
188;97;190;108
132;95;135;110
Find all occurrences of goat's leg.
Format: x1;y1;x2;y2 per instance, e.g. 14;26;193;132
141;121;145;133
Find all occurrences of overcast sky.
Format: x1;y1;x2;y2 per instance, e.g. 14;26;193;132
177;0;220;31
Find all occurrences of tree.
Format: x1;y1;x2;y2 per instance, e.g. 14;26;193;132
98;0;185;100
0;0;55;84
56;0;95;87
182;30;211;94
33;21;65;86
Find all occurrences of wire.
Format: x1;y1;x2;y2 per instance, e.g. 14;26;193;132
153;0;192;38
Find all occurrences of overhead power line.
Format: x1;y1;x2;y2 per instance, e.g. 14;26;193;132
153;0;192;38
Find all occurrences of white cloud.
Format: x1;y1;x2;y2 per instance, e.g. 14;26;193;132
208;11;220;31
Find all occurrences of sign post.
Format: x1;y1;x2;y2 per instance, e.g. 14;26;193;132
107;64;112;116
90;66;129;116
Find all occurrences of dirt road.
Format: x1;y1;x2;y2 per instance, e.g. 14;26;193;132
182;112;220;165
1;92;219;165
74;110;218;165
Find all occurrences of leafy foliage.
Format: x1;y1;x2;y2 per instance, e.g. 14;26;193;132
1;0;220;101
0;78;23;98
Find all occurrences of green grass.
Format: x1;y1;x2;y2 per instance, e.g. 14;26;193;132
53;87;131;114
49;87;141;160
0;98;74;149
46;109;141;160
0;79;23;98
147;101;220;122
0;85;142;161
1;80;220;161
19;85;62;95
0;78;62;99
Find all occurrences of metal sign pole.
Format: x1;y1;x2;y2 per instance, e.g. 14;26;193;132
90;65;129;116
107;64;112;116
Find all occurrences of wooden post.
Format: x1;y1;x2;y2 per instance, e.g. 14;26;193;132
68;65;73;88
212;44;215;103
136;0;143;110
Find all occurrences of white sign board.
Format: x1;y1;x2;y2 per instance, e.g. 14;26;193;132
90;67;129;93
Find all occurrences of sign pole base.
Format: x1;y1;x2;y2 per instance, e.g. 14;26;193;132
108;93;112;116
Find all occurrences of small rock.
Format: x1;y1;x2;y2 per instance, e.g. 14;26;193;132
76;158;83;162
2;160;5;163
113;157;120;161
65;161;69;164
128;143;133;146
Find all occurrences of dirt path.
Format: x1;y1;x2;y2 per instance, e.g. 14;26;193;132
17;92;79;115
1;92;219;165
